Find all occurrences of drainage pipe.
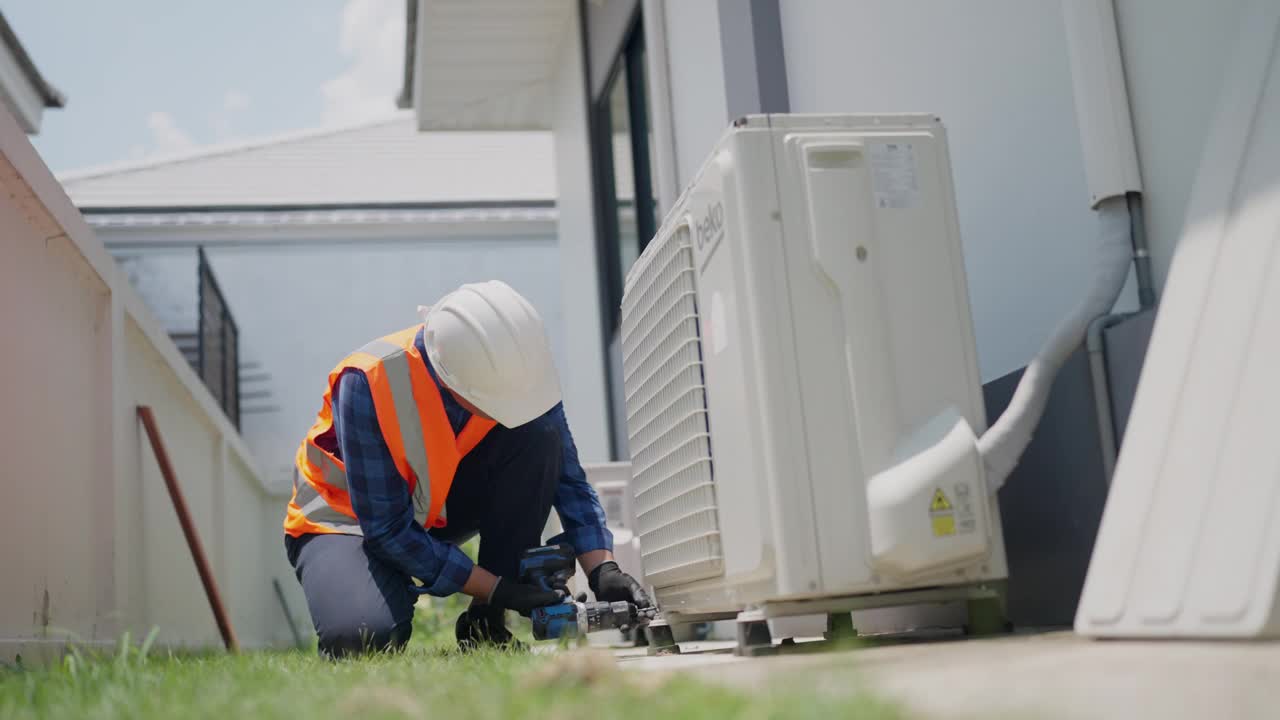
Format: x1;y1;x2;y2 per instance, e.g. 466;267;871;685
1086;312;1127;482
1087;193;1158;484
1127;192;1156;310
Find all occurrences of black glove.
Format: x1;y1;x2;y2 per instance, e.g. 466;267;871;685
589;561;652;608
488;577;563;617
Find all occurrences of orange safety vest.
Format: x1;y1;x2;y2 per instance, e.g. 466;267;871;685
284;324;497;537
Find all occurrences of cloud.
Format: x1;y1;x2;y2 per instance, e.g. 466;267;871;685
320;0;405;126
212;89;252;140
145;111;196;155
133;88;250;163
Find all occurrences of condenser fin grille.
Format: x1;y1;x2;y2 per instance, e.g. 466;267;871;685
621;225;723;589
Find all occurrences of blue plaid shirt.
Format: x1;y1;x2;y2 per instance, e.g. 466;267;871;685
332;327;612;597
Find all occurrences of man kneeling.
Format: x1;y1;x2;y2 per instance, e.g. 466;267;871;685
283;280;648;656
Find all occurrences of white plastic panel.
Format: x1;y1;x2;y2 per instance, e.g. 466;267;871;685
621;223;723;589
1062;0;1143;205
773;121;994;593
1077;0;1280;638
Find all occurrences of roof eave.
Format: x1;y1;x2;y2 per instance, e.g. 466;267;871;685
0;13;65;110
397;0;417;110
411;0;570;131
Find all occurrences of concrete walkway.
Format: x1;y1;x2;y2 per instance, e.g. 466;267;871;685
615;632;1280;719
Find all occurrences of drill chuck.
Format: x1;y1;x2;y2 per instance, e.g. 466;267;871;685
582;600;635;633
530;599;657;640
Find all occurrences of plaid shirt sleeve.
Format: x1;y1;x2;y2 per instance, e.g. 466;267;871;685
333;370;474;597
545;403;614;554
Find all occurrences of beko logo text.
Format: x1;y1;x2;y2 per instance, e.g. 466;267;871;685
696;202;725;252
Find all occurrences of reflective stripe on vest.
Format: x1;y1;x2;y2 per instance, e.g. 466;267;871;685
376;344;435;526
284;325;495;538
305;443;347;491
292;478;363;535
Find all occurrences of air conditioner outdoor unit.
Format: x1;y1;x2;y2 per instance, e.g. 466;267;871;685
620;114;1008;647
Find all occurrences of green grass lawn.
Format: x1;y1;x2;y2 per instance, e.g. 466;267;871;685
0;599;904;720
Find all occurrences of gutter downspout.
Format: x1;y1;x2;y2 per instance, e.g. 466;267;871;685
1086;312;1126;480
1128;192;1156;311
1088;192;1157;484
980;0;1151;493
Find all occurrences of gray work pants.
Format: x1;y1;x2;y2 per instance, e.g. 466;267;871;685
285;414;562;656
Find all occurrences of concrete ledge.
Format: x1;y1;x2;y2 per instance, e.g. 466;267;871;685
621;631;1280;720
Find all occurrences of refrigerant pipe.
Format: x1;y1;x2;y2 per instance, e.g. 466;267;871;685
978;197;1133;492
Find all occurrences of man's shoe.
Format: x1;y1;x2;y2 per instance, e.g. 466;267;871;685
456;606;526;652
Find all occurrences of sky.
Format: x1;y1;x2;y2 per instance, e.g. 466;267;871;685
5;0;408;173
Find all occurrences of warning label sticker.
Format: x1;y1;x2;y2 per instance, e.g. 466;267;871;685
930;489;952;512
930;488;955;537
870;142;920;209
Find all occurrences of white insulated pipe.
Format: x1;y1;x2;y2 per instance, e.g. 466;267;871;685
979;0;1144;493
979;197;1133;491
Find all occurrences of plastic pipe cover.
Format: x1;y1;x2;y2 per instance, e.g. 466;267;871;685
1063;0;1143;206
978;196;1132;493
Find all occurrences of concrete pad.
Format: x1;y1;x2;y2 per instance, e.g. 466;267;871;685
618;632;1280;720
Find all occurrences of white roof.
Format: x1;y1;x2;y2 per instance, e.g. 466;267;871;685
59;112;556;209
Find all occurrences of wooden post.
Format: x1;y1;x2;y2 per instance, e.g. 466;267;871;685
137;405;240;652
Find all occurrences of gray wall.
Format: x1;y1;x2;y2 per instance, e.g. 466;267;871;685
985;351;1110;627
661;0;732;189
776;0;1140;381
655;0;1247;381
985;310;1155;627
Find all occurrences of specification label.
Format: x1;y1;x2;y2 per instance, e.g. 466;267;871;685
870;142;920;209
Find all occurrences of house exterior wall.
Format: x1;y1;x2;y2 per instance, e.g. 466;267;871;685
0;105;305;661
99;229;566;491
1113;0;1248;292
552;19;613;464
777;0;1127;381
640;0;1245;383
660;0;731;191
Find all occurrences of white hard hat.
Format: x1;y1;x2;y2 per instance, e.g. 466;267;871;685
420;280;561;428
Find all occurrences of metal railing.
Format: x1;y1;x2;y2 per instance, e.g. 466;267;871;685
197;247;240;429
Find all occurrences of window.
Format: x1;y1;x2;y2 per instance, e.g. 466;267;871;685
588;10;658;459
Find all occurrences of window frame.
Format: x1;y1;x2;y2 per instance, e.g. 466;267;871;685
583;5;658;459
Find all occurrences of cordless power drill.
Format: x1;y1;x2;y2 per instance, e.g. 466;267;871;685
518;543;656;641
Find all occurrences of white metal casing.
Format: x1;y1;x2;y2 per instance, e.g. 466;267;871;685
621;114;1008;616
1076;0;1280;639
